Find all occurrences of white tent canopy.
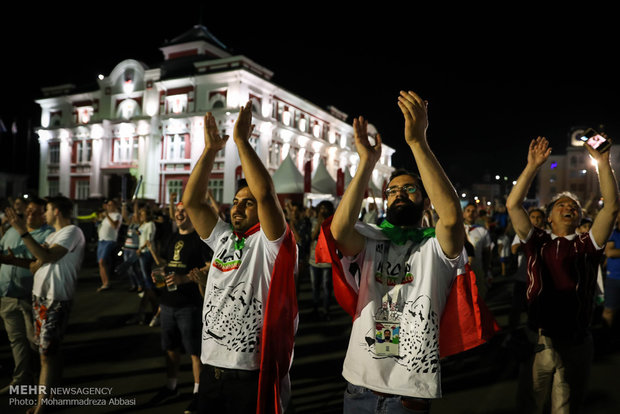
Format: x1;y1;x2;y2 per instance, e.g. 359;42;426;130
311;158;336;195
368;177;382;195
344;167;353;187
272;154;304;194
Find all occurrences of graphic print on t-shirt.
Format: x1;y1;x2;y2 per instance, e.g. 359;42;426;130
203;281;263;353
363;295;439;374
212;241;244;272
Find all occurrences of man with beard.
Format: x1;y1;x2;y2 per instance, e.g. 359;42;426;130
329;91;465;413
182;102;297;414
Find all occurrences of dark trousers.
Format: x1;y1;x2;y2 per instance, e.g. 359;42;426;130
198;364;259;413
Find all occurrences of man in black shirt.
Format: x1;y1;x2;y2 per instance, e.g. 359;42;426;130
148;202;212;413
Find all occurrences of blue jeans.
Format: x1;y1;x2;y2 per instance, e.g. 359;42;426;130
343;383;431;414
309;265;332;313
138;251;155;289
117;248;142;288
160;305;202;355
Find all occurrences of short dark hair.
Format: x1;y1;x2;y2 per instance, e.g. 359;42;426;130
236;179;249;193
46;196;74;219
139;206;154;221
387;168;428;199
28;197;47;209
528;207;545;217
316;200;335;216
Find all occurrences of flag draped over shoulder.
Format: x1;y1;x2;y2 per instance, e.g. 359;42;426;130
315;216;500;358
438;263;500;357
256;225;298;414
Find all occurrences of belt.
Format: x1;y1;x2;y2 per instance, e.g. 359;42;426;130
371;391;430;410
206;364;259;381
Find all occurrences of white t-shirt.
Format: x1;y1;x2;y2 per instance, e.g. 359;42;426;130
33;225;86;301
511;234;527;283
464;224;491;276
200;219;286;370
497;234;511;259
138;221;156;252
98;211;121;241
341;222;464;399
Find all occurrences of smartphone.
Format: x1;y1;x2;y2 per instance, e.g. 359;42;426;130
580;128;611;153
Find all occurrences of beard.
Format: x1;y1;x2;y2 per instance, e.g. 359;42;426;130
386;198;425;227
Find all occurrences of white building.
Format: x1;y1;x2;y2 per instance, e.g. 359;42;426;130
34;25;394;207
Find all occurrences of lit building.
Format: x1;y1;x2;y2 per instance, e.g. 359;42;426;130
34;25;394;207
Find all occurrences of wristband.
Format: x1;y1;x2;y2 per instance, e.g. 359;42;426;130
20;232;30;238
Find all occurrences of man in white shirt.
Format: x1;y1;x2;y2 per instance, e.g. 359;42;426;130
0;197;53;394
183;102;297;413
5;195;85;413
96;199;121;291
463;203;493;299
330;91;465;413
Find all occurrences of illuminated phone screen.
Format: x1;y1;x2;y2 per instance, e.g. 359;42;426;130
580;130;608;150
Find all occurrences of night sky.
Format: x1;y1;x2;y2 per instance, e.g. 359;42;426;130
2;6;619;193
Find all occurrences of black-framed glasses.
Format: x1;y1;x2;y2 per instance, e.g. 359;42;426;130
385;184;418;197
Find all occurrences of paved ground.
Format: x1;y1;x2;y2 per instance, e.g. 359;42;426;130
1;262;619;413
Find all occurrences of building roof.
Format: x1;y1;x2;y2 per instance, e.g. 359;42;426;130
163;25;230;51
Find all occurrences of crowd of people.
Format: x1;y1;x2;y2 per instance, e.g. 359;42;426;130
0;90;619;414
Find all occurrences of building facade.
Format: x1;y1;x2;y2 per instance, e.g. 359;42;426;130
35;25;394;207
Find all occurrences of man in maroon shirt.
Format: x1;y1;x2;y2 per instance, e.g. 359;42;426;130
506;136;619;413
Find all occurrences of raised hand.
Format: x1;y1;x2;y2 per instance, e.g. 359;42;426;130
527;136;552;168
4;207;26;234
352;116;382;165
203;112;228;152
233;100;255;142
584;133;612;164
397;91;429;145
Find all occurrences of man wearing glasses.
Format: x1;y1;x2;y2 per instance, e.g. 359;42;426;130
329;91;465;413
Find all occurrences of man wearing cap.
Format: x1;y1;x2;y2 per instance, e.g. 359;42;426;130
506;136;619;413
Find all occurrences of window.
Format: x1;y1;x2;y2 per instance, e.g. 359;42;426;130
167;180;184;203
282;109;292;126
75;180;90;200
165;134;189;160
209;179;224;203
49;143;60;164
166;94;188;114
249;136;259;154
113;137;138;163
117;99;140;120
313;123;322;138
48;180;59;197
269;141;281;167
76;107;93;124
75;140;92;163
